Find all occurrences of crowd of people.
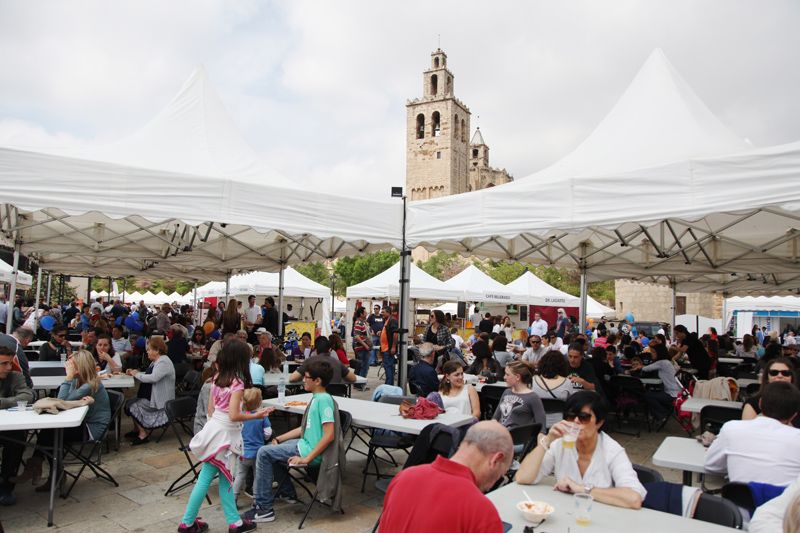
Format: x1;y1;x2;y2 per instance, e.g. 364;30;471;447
2;292;800;531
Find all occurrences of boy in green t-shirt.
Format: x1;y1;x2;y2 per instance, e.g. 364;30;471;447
243;359;336;524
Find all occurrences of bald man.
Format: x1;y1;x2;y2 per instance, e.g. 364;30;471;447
379;421;513;532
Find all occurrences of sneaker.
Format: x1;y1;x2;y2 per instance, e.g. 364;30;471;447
276;494;300;504
229;519;257;532
177;518;209;533
241;506;275;523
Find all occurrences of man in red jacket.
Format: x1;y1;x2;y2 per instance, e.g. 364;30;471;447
380;421;513;532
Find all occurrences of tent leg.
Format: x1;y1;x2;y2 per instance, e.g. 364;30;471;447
398;195;410;391
671;280;677;334
33;264;43;332
578;269;588;334
6;243;19;334
224;272;230;302
278;264;285;337
46;273;52;305
193;282;198;327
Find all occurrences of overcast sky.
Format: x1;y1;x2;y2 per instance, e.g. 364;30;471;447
1;0;799;198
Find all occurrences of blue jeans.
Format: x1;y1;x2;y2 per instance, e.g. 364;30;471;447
358;349;370;378
253;439;300;511
369;336;380;365
382;351;396;386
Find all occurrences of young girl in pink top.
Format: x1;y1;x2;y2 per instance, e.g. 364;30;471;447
178;340;273;533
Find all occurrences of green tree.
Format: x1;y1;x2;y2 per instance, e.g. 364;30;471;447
416;251;469;281
333;250;400;296
294;262;332;288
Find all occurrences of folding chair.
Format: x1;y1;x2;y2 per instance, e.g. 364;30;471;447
633;464;664;485
721;482;756;517
30;367;67;377
693;493;743;529
478;384;505;420
609;375;650;437
61;420;118;498
176;369;201;398
360;396;416;492
277;410;352;529
163;396;211;504
540;398;566;430
104;389;125;452
326;383;349;398
503;423;542;484
700;405;742;435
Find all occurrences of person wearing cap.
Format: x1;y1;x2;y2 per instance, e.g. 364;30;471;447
253;328;273;360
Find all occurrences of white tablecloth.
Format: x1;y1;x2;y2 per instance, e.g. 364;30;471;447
32;375;135;390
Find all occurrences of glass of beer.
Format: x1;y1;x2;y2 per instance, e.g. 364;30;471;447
574;492;593;526
561;422;581;449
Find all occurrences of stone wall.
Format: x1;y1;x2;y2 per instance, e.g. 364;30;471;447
614;280;723;323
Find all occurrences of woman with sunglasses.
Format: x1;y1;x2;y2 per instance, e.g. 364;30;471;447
516;391;646;510
743;358;800;428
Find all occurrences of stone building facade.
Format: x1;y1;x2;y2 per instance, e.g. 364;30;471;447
406;49;512;201
615;280;723;323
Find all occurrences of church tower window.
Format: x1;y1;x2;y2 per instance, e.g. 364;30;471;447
431;111;441;137
461;119;466;142
430;74;438;96
454;114;460;140
416;114;425;139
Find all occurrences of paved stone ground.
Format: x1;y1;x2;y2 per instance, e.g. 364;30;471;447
1;368;717;532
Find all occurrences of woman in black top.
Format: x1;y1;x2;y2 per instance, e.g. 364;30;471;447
467;340;501;382
742;357;800;428
674;325;710;379
38;326;72;361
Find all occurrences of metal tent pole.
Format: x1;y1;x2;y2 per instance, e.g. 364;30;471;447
33;264;43;332
5;243;20;334
224;272;231;301
578;269;588;335
671;280;677;334
398;194;410;390
46;273;52;305
193;281;198;327
278;263;286;337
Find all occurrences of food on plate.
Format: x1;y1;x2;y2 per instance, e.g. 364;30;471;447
516;500;555;522
284;401;308;407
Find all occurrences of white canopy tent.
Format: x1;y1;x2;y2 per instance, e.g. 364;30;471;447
346;262;458;301
197;267;332;335
0;67;402;282
442;265;514;303
406;49;800;312
503;270;614;318
0;259;33;287
587;297;615;318
724;296;800;332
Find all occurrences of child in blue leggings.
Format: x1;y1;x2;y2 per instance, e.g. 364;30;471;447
177;340;273;533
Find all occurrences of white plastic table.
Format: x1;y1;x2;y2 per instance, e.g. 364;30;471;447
30;361;68;369
32;374;135;390
718;357;744;364
652;436;709;486
680;397;743;414
28;340;82;348
264;393;473;435
487;481;733;532
0;406;88;526
261;374;367;387
736;378;759;388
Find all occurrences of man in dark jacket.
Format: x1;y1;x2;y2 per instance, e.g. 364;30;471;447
478;313;494;335
380;306;399;386
0;346;34;505
409;343;438;396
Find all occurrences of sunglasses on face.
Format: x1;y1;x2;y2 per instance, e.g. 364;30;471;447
531;340;541;344
769;369;793;377
564;411;593;423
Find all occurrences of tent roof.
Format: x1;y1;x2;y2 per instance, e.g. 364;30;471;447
724;295;800;328
197;267;329;299
347;262;457;301
587;296;615;318
504;271;580;307
443;265;514;303
525;49;749;182
407;50;800;293
12;67;290;186
0;70;401;280
0;259;33;287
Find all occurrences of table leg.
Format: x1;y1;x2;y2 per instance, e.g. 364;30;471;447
682;470;693;486
47;428;62;527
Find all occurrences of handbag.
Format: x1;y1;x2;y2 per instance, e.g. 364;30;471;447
399;397;444;420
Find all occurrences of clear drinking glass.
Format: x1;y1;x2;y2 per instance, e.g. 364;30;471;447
574;492;593;526
561;422;581;449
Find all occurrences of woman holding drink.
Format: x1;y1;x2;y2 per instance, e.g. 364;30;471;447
515;391;646;510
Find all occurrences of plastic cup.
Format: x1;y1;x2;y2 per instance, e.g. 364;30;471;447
561;422;581;449
574;492;593;526
16;401;27;411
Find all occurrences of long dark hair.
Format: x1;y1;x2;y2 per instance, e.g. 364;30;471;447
259;347;281;372
353;306;366;328
431;309;445;326
215;339;253;388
